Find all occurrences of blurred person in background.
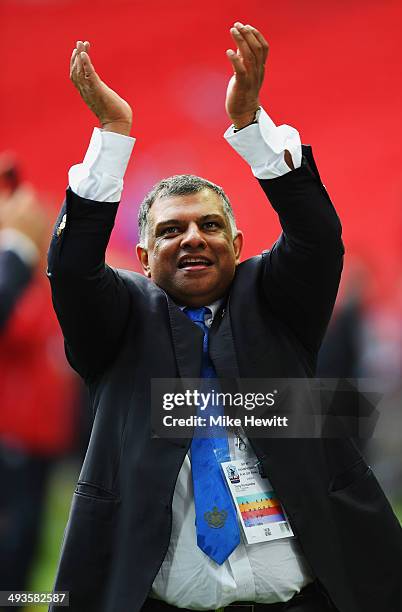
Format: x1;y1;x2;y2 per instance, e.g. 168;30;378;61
0;154;79;595
0;157;43;329
317;259;369;381
318;259;402;501
317;258;370;456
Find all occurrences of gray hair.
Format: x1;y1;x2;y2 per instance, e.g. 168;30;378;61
138;174;237;247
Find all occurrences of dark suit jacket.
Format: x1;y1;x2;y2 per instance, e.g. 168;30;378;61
47;147;402;612
0;248;32;331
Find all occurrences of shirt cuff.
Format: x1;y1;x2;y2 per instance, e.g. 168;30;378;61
0;229;39;266
68;128;136;202
224;107;302;179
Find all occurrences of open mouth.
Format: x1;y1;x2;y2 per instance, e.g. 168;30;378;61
177;257;213;270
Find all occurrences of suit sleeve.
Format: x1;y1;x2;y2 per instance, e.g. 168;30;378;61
47;188;131;380
0;249;32;331
260;145;344;355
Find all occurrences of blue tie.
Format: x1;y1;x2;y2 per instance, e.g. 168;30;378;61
184;307;240;565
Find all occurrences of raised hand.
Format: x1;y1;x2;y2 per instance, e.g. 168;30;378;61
225;23;269;129
70;41;132;135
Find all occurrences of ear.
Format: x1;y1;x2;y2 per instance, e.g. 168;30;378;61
136;244;152;278
232;231;244;264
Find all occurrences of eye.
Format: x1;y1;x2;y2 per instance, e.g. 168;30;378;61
202;221;220;230
161;226;180;236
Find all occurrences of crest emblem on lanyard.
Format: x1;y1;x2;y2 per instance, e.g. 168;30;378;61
204;506;228;529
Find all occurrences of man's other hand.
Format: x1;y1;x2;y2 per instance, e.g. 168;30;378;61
0;186;48;255
225;23;269;130
70;41;132;136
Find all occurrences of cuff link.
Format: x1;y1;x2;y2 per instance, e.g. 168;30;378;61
56;213;67;237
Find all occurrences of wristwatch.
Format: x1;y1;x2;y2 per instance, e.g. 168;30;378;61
233;107;261;132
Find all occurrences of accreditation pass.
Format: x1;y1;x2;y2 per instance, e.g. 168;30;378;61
221;457;294;544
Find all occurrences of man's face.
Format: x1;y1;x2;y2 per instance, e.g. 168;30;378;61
136;189;243;307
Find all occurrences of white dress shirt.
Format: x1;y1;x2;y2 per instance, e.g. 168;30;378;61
68;107;301;200
68;111;313;609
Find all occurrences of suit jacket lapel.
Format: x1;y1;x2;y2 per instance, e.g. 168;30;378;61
165;293;239;379
209;299;240;379
166;296;204;378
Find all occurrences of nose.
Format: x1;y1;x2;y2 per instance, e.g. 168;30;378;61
180;222;207;249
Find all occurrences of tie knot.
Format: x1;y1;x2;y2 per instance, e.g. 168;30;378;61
184;306;210;324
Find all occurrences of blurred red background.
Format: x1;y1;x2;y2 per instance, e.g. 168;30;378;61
1;0;401;305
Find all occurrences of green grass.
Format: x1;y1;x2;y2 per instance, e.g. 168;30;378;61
26;461;78;612
394;502;402;523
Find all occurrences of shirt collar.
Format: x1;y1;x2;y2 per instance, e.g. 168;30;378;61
179;298;223;322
